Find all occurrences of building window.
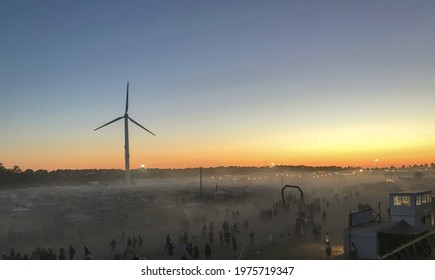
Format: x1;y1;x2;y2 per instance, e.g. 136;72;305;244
393;195;412;206
422;194;427;204
416;195;422;206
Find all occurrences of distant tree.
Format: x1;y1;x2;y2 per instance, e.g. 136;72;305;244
21;169;34;184
12;165;22;173
34;169;49;184
424;163;428;168
431;163;434;168
401;165;406;169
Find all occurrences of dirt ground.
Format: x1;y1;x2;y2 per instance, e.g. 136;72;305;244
1;169;434;260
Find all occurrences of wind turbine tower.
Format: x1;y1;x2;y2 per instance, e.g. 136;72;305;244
94;82;155;186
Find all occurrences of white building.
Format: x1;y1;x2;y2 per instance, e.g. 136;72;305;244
343;190;433;259
389;190;432;232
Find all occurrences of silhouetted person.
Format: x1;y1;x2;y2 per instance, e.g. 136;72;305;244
110;238;117;252
83;246;91;259
9;248;15;260
208;230;214;247
204;243;212;260
325;241;332;258
69;245;75;260
168;242;175;256
224;231;230;246
188;242;193;259
250;230;256;247
194;246;199;259
48;248;56;260
133;236;137;249
232;235;237;252
120;227;125;240
59;248;66;260
138;235;143;249
165;234;171;249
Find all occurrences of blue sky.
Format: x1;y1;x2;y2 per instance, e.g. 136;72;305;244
1;0;435;170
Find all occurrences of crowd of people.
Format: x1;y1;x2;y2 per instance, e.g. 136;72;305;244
1;184;351;260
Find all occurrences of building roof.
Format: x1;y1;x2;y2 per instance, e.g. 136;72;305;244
351;221;390;231
390;190;432;195
379;220;421;235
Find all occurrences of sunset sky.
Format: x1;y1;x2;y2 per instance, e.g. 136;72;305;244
1;1;435;170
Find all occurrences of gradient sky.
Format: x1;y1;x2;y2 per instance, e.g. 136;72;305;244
1;0;435;170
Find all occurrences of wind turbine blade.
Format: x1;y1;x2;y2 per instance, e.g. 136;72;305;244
128;117;155;136
125;81;129;114
94;116;124;131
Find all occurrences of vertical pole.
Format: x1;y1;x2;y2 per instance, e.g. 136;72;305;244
125;116;130;186
348;210;352;257
200;167;202;197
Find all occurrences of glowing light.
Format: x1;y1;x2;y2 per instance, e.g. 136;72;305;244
140;164;145;168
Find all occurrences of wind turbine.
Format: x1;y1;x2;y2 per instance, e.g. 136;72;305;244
94;82;155;186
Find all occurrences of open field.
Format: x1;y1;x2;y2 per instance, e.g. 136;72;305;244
1;169;434;260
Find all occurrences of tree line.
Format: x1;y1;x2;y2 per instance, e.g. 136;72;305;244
0;161;432;188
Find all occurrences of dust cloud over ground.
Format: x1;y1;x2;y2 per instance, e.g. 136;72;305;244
1;169;434;259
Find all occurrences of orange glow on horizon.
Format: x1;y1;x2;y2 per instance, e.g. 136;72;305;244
3;119;434;171
5;145;434;171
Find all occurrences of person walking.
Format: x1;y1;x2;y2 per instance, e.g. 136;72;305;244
204;243;212;260
68;245;75;260
325;241;332;258
120;227;125;240
110;238;117;255
250;230;256;247
194;246;199;259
